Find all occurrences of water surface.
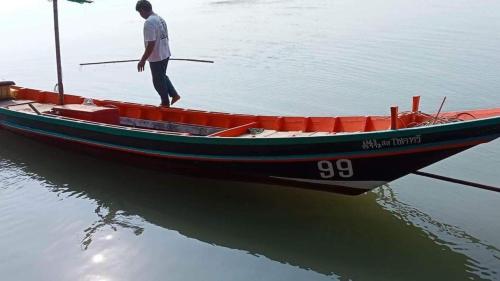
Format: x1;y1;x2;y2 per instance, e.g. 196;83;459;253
1;0;499;280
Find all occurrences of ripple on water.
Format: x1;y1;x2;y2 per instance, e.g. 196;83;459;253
375;186;500;280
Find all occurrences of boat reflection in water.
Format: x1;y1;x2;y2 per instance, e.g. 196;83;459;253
0;130;496;280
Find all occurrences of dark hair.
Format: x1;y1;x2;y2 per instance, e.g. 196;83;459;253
135;0;152;12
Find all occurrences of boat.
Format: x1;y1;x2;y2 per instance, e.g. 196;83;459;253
0;81;499;195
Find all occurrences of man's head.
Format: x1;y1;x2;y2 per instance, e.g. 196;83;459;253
136;0;153;19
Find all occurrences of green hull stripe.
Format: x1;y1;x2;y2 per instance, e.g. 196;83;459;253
0;108;499;146
2;120;495;162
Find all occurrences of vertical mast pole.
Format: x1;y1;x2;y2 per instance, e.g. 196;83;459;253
52;0;64;105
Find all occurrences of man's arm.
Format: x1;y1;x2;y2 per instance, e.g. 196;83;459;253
137;41;155;72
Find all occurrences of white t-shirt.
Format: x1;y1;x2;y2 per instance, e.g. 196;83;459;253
143;14;171;62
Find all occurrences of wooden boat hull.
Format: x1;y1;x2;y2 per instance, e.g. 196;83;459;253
1;103;498;195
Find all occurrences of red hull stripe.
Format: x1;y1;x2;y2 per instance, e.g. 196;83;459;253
1;121;491;163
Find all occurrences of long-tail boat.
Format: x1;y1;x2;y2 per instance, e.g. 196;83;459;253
0;81;499;195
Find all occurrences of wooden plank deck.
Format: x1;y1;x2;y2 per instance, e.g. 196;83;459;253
239;129;337;138
0;100;344;138
0;99;55;114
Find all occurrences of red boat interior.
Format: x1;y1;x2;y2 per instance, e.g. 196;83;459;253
1;86;500;137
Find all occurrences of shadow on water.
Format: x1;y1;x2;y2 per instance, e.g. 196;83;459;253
0;130;494;280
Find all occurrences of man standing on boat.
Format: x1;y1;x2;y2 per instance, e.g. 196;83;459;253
136;0;180;107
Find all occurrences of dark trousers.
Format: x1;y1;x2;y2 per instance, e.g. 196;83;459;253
149;58;178;105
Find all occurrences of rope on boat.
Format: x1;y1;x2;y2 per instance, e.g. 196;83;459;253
412;171;500;193
398;111;476;128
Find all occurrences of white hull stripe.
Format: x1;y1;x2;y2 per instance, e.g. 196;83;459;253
270;177;386;190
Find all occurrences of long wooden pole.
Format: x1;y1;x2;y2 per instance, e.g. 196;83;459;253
53;0;64;105
413;171;500;193
432;96;447;124
79;58;214;66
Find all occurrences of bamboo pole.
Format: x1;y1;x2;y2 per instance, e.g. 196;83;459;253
52;0;65;105
432;97;447;124
79;58;214;66
413;171;500;193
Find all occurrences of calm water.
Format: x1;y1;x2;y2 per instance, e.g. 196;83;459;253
1;0;500;280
